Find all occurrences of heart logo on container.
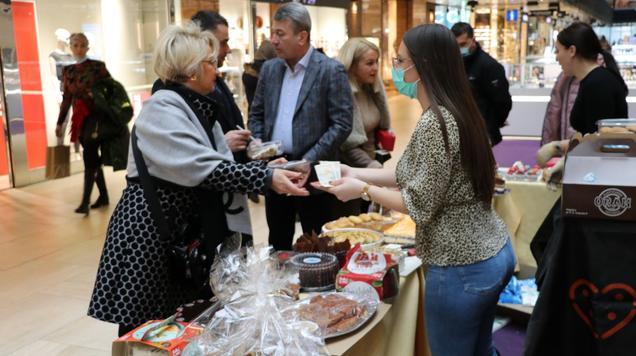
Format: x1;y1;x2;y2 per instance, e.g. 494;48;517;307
569;279;636;340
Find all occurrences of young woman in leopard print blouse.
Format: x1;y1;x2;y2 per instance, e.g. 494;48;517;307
315;25;514;355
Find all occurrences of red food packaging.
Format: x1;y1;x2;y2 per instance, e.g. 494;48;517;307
112;320;203;356
545;157;561;168
335;244;399;300
375;129;396;151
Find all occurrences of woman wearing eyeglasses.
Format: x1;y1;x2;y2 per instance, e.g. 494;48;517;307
88;23;308;337
314;24;514;355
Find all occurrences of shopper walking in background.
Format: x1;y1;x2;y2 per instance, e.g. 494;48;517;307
314;24;514;355
555;22;628;135
88;23;308;337
242;40;277;205
248;2;353;250
55;33;111;216
336;38;391;169
243;40;276;110
452;22;512;146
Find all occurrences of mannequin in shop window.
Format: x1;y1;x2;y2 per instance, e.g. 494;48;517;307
55;33;111;216
49;28;75;146
49;28;74;91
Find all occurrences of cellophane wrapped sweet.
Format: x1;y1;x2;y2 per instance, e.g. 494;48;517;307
183;245;327;356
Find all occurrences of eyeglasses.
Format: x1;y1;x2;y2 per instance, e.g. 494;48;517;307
202;57;217;67
391;56;411;69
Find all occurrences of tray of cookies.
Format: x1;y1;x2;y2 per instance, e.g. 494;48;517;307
320;228;383;248
285;292;378;339
322;212;397;233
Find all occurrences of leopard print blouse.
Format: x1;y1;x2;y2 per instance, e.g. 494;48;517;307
396;106;508;266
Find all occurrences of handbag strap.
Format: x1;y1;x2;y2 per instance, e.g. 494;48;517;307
131;127;172;242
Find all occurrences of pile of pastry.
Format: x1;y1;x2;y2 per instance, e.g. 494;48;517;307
298;294;367;334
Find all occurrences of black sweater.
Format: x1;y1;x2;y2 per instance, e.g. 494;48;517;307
570;67;628;134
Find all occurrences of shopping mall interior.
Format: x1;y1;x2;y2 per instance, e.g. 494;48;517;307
1;0;636;355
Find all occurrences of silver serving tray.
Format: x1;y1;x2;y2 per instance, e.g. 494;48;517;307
288;292;379;339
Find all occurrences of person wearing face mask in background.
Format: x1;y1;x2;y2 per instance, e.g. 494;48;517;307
452;22;512;146
55;33;111;215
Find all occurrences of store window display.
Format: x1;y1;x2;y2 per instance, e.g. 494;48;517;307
48;28;75;146
48;28;74;91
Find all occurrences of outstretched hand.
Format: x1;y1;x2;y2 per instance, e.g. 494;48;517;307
272;169;309;196
310;177;366;202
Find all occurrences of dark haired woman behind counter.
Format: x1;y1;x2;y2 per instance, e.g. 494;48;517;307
555;22;628;134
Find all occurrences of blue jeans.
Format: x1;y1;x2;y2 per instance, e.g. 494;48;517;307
425;239;515;356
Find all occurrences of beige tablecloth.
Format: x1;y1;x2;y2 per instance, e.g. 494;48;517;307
494;180;561;268
327;269;429;356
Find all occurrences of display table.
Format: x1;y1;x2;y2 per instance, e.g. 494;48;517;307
326;268;429;356
494;180;561;268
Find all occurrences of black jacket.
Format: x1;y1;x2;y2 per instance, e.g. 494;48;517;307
462;44;512;145
152;77;248;163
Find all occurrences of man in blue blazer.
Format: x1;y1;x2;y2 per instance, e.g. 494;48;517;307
248;3;353;250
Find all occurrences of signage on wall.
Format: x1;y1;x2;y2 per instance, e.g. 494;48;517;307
506;9;519;22
530;10;555;16
253;0;351;10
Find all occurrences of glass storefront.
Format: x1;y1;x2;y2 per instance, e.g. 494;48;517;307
595;23;636;87
0;0;349;189
1;0;169;188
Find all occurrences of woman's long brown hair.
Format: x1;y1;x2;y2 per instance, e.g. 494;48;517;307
403;24;495;203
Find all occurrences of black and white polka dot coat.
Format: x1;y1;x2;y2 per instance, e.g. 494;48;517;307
88;87;269;327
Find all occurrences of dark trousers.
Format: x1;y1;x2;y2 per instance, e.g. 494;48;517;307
265;192;346;250
79;115;102;169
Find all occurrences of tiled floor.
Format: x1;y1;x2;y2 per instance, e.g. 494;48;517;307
0;95;422;355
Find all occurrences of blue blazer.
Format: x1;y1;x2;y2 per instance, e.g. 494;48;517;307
248;50;353;161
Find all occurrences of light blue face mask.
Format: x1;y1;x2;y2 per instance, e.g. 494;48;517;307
460;46;471;57
391;65;419;99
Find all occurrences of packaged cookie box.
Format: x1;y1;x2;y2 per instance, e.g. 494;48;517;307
562;131;636;221
336;245;399;300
